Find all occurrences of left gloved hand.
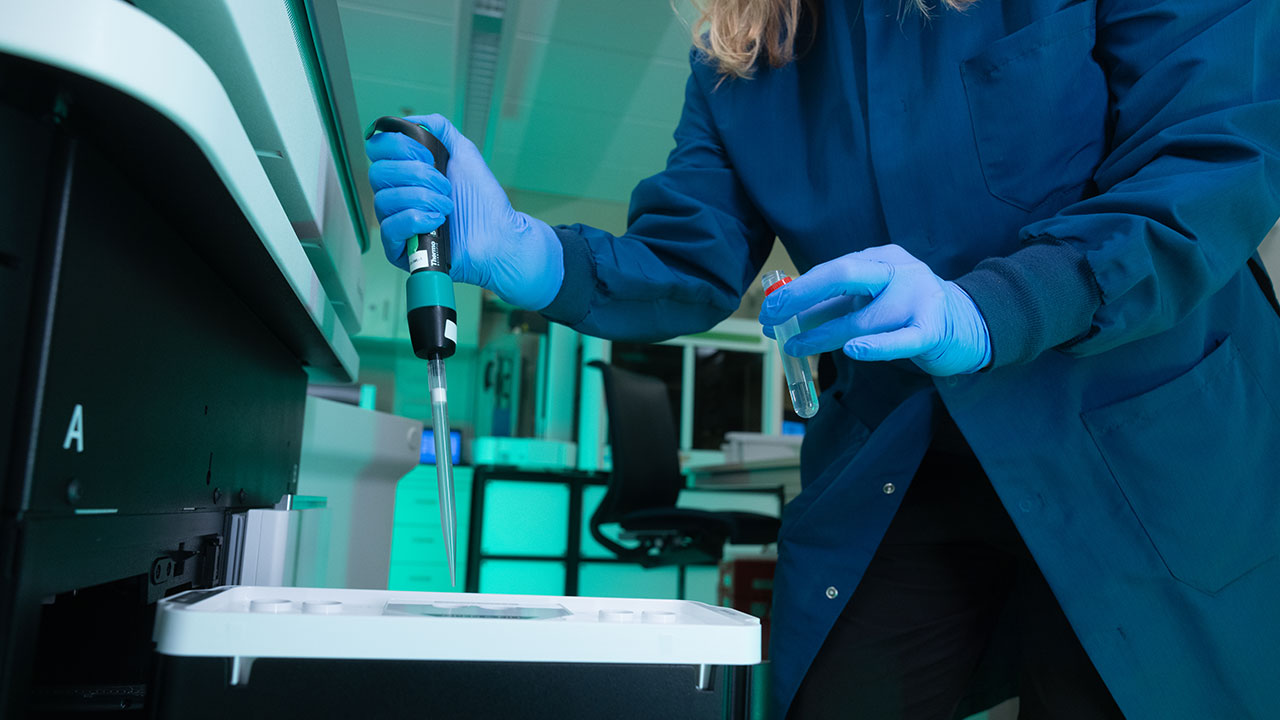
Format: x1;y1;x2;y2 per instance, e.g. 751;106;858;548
758;245;992;376
365;114;564;311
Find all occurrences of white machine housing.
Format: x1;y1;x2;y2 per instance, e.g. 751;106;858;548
154;585;762;669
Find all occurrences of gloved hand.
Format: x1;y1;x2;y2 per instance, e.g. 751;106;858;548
758;245;992;376
365;114;564;311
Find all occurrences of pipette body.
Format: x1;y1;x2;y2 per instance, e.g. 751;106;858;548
365;116;459;585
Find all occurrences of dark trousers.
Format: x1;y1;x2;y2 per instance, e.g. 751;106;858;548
787;441;1126;720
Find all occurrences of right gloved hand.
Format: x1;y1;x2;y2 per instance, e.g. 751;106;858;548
365;114;564;311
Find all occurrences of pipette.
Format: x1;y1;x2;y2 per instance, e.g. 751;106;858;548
365;117;459;585
427;357;456;586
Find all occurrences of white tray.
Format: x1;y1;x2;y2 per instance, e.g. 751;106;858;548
154;586;761;666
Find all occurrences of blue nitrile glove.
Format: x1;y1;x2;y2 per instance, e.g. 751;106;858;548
365;114;564;311
759;245;992;376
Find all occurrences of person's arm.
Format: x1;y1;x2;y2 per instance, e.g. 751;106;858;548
540;52;776;342
956;0;1280;367
365;50;771;337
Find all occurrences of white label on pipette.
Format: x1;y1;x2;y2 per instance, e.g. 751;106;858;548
432;387;448;403
408;250;432;273
444;319;457;343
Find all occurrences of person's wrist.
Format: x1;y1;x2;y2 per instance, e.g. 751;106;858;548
948;283;992;374
518;213;564;311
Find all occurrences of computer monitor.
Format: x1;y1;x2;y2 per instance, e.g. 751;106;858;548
420;428;463;465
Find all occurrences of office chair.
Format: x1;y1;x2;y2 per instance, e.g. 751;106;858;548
586;361;780;572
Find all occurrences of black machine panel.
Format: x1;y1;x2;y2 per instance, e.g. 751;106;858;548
1;52;311;715
25;123;304;515
3;58;307;519
150;657;752;720
0;100;52;516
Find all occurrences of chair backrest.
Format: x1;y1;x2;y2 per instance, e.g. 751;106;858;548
588;361;684;523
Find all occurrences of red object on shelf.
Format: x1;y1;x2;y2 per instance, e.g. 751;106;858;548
717;556;777;659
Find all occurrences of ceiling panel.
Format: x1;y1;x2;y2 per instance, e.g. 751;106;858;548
500;36;688;124
339;0;459;24
512;0;695;61
490;100;676;166
351;74;453;127
337;2;458;97
341;0;700;205
490;1;695;203
494;149;651;204
488;112;675;198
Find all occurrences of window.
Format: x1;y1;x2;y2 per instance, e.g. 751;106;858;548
609;328;770;455
692;347;762;450
610;342;683;428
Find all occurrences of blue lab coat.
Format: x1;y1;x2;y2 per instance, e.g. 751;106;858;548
541;1;1280;716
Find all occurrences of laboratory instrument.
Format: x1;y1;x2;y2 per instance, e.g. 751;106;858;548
151;585;760;719
365;116;460;586
1;1;373;714
761;270;820;418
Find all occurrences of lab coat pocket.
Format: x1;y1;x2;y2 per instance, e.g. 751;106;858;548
960;1;1107;211
1082;337;1280;594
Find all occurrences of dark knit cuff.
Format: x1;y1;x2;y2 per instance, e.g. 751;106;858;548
954;240;1102;369
539;225;596;327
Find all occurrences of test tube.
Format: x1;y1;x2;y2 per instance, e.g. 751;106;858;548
762;270;819;419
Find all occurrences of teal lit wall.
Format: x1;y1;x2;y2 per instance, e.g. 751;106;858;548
353;341;477;421
389;472;728;603
388;465;472;592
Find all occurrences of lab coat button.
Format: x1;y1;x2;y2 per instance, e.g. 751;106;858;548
945;376;958;388
825;586;838;599
882;483;896;495
1018;499;1034;513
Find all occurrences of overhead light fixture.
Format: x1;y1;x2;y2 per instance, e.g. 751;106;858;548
462;0;507;151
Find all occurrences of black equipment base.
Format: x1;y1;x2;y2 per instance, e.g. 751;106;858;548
150;656;753;720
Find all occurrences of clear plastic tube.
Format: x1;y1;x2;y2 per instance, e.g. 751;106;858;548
428;357;457;586
762;270;819;419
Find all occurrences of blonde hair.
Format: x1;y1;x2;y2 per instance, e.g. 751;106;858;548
690;0;975;79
